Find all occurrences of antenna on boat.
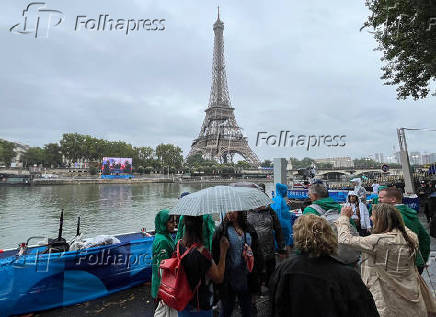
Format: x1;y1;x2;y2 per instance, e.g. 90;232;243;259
44;209;70;253
57;209;64;241
76;216;80;237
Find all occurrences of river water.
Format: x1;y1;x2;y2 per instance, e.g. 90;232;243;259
0;183;273;249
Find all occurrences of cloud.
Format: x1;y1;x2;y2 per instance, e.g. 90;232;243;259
0;0;434;161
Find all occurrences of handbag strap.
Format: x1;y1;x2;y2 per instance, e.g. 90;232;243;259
176;240;200;260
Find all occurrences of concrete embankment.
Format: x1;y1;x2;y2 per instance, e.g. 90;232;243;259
32;178;174;186
31;178;271;186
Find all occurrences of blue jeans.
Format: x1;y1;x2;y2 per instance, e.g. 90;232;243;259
219;287;252;317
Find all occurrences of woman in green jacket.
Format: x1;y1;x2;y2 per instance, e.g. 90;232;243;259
151;209;176;300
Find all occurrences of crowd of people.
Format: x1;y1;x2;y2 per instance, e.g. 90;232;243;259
151;181;435;317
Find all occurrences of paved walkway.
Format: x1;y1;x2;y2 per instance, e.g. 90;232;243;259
35;214;436;317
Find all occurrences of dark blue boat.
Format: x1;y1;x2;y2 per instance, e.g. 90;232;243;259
0;232;153;317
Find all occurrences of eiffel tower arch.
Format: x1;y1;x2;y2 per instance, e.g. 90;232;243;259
188;10;260;166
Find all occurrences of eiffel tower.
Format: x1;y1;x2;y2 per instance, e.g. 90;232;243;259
188;9;260;166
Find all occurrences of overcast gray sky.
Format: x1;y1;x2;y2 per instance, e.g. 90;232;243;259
1;0;435;161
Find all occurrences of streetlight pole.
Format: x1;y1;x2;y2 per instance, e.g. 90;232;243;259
397;128;415;195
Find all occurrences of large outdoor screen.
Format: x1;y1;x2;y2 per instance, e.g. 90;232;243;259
101;157;132;175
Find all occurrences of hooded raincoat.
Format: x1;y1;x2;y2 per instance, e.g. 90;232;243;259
351;178;367;203
347;191;371;230
395;204;430;268
271;183;292;246
337;215;427;317
151;209;175;299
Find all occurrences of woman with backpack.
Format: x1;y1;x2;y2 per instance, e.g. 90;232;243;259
177;215;230;317
212;210;264;317
152;209;177;310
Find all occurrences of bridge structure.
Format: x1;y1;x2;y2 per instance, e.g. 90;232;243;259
306;167;403;179
239;167;404;180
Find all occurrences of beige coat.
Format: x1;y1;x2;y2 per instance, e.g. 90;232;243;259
336;215;427;317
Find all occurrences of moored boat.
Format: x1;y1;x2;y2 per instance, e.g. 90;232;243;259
0;230;154;316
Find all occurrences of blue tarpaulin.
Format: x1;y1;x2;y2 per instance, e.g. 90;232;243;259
0;233;153;317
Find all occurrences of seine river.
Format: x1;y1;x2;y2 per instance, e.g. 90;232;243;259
0;183;274;249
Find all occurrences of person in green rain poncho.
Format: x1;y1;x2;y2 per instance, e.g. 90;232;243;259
151;209;176;300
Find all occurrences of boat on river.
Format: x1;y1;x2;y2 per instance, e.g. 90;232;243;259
0;172;32;187
0;218;154;316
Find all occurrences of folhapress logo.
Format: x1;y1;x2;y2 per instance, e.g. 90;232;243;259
10;2;64;38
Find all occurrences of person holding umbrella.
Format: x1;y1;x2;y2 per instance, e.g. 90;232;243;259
212;210;263;317
171;186;270;317
176;192;215;251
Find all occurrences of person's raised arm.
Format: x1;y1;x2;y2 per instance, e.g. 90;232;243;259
336;206;375;252
207;236;229;284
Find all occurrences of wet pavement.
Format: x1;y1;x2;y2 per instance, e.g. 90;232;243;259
27;214;436;317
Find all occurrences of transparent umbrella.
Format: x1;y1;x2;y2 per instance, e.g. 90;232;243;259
170;185;271;216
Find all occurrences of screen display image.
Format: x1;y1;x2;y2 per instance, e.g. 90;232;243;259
101;157;132;175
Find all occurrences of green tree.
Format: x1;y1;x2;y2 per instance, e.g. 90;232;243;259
289;157;315;169
260;160;273;168
0;140;16;167
21;147;45;167
186;153;206;167
362;0;436;99
236;160;251;169
43;143;63;167
132;146;154;168
156;144;183;172
353;158;379;168
317;162;334;169
60;133;85;162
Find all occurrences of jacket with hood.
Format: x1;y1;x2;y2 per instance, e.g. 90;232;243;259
175;214;215;251
346;191;371;230
395;204;430;268
271;183;292;246
151;209;175;299
351;178;367;203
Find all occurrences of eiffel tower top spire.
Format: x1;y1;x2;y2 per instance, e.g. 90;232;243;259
209;7;230;108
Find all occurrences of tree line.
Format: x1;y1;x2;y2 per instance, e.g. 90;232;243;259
18;133;184;173
2;134;404;173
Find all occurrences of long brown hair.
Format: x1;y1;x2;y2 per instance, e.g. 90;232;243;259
372;203;416;254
